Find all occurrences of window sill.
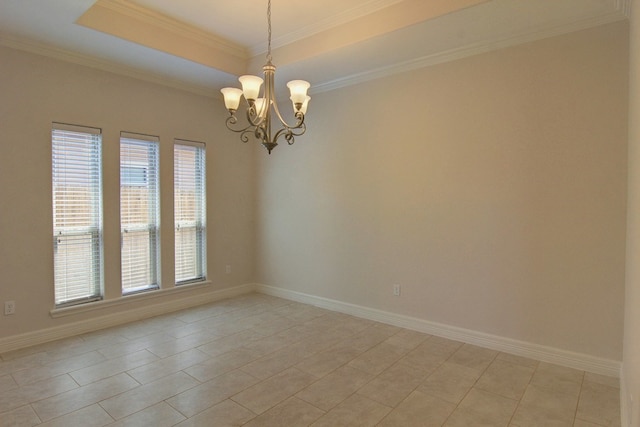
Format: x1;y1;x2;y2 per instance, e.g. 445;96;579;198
50;281;212;319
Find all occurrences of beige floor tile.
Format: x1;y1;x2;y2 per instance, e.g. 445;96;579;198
197;330;263;357
0;374;18;392
295;345;362;378
0;374;78;414
11;351;106;386
32;372;139;421
183;348;258;382
232;367;317;415
530;362;584;397
343;328;396;353
37;404;113;427
383;329;431;351
377;390;456;427
240;340;319;380
358;362;428;407
331;317;375;336
96;332;176;359
417;362;478;404
174;399;256;427
99;371;199;420
447;344;498;375
166;369;259;418
243;397;325;427
347;342;408;375
249;316;299;337
69;349;159;386
145;330;221;358
573;420;605;427
296;365;375;411
107;402;186;427
576;380;622;426
445;406;510;427
125;348;209;384
584;372;620;389
511;383;579;426
238;334;297;359
496;352;539;369
0;294;624;427
0;352;53;377
456;388;518;425
475;359;535;400
311;393;392;427
0;404;41;427
397;339;458;374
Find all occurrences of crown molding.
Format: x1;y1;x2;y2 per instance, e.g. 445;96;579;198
0;33;218;98
96;0;247;59
312;11;629;94
1;2;629;99
250;0;405;56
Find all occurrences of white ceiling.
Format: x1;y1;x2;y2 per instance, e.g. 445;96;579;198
0;0;630;97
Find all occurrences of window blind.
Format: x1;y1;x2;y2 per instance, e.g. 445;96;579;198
120;133;160;294
52;123;103;306
174;140;206;284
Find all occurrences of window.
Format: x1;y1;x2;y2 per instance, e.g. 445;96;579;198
120;133;160;294
174;140;206;284
52;123;103;306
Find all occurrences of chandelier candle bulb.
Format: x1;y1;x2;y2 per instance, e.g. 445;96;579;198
287;80;311;105
221;87;243;111
238;75;264;101
292;96;311;114
254;98;267;119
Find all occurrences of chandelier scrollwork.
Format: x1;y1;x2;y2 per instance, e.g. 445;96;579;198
220;0;310;154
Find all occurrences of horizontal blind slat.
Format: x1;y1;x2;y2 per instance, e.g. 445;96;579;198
120;135;160;294
52;125;103;306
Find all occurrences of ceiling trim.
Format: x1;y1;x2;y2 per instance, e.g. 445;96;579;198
0;33;217;98
0;3;629;99
249;0;406;56
249;0;490;70
312;11;629;94
77;0;249;75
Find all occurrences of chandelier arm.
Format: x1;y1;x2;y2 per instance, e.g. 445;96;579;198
272;127;295;146
270;96;305;131
225;115;258;143
245;105;266;128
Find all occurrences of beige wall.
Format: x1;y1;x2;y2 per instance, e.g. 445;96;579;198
0;46;255;338
256;22;629;360
623;0;640;424
0;20;629;367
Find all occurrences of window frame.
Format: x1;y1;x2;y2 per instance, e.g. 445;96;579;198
120;132;161;295
174;139;207;285
51;122;104;307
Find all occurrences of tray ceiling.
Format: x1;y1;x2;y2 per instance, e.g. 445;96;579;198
0;0;630;96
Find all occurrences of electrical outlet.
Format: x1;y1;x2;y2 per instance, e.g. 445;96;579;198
225;264;231;274
4;301;15;315
393;284;401;296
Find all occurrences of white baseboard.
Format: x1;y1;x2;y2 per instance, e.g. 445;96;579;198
621;372;630;427
256;283;622;378
0;284;255;354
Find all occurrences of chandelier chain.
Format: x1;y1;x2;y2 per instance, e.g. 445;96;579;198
267;0;273;63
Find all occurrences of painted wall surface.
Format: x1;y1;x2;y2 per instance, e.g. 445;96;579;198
256;22;628;360
623;1;640;424
0;46;255;339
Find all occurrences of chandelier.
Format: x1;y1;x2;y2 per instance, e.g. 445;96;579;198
220;0;311;154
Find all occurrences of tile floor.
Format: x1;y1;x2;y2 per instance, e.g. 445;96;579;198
0;293;621;426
